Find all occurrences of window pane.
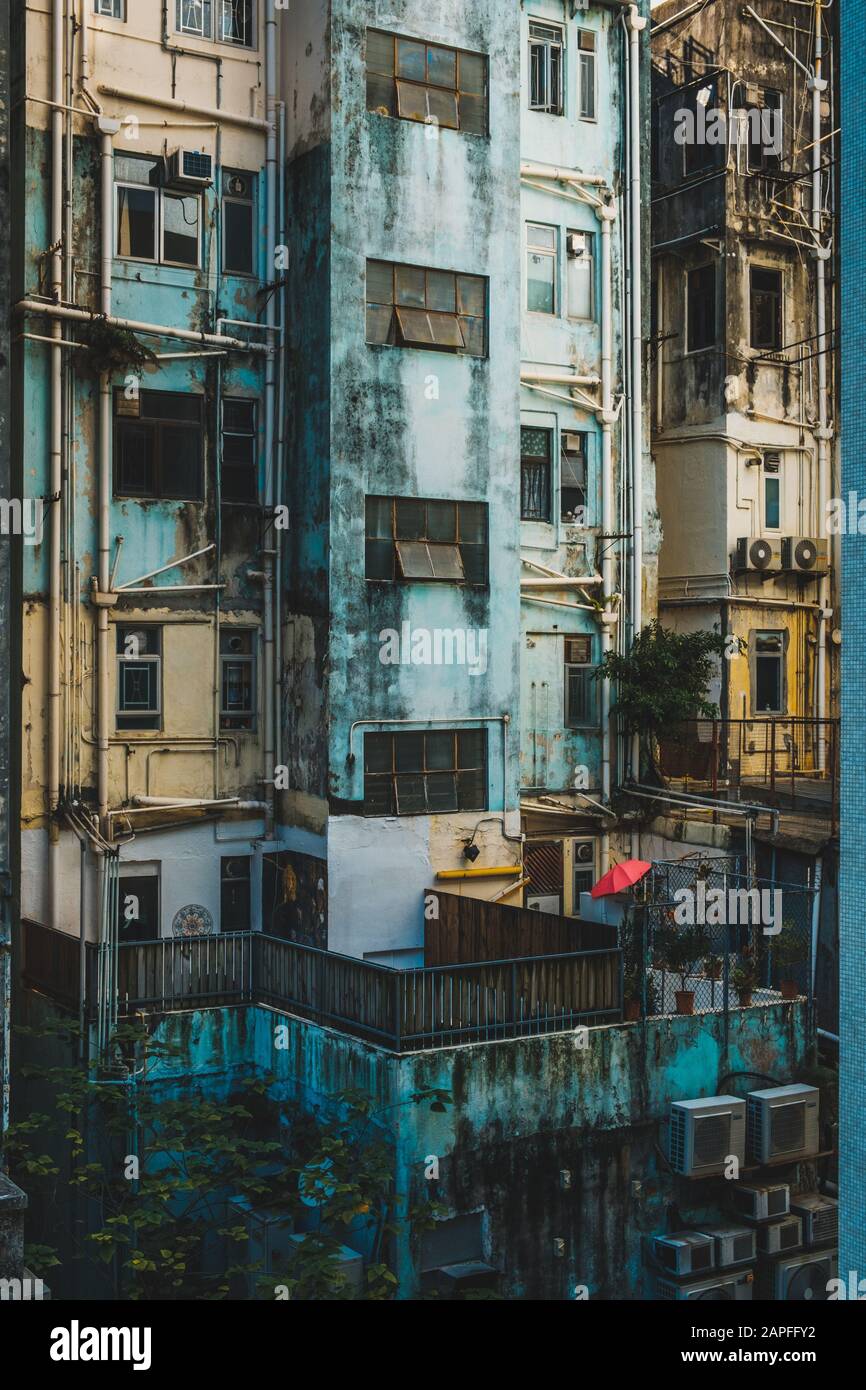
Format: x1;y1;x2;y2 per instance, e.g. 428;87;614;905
115;155;159;185
427;312;465;348
220;0;253;46
426;270;456;313
425;732;454;770
457;768;486;810
395;774;426;814
223;464;256;504
755;657;782;712
579;52;596;119
458;729;484;768
120;663;158;712
366;304;393;345
116;423;154;495
364;779;394;816
458;92;487;135
428;543;465;579
395;498;426;539
459;52;486;97
367;259;394;304
395;733;424;772
366;495;392;539
142;392;202;422
426;500;457;541
426;772;458;813
117;186;156;259
458;501;486;543
223;398;255;432
528;243;556;313
528;224;556;251
395;264;427;307
456;275;485;318
222;659;253;712
163;194;199;265
396;79;430;124
426;86;459;129
521;426;550;459
522;462;550;521
365;539;394;580
460;544;487;585
367;72;396;117
427;45;456;88
567;256;592;318
765;476;781;529
224;199;253;273
162;426;201;499
458;315;485;357
395;540;435;578
396;307;436;345
178;0;211;37
396;39;425;81
367;29;394;75
364;734;392;774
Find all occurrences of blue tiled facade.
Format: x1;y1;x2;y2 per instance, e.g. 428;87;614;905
839;0;866;1280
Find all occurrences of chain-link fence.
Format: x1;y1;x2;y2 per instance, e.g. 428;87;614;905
621;856;815;1020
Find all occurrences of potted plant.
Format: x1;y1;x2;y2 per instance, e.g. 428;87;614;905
656;924;710;1015
703;954;722;981
731;957;758;1008
772;926;803;1000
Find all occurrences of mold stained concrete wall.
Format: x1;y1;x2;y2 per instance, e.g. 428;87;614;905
283;0;523;958
143;1000;809;1300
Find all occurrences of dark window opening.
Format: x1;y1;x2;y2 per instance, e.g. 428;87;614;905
750;266;783;351
114;390;204;500
529;22;564;115
116;626;161;731
521;426;552;522
687;263;716;352
118;874;159;943
366;29;488;135
363;729;487;817
223;170;255;274
565;635;598;727
366;260;487;357
561;432;588;522
221;856;251;932
754;631;785;714
220;630;256;730
365;496;487;585
221;398;257;503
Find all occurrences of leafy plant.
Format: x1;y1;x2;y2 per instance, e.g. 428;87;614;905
76;318;158;376
654;924;710;992
731;958;758;997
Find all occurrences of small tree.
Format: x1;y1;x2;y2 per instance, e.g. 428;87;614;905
595;620;730;781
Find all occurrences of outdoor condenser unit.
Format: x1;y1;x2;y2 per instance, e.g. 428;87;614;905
764;1249;838;1302
731;1181;790;1222
656;1268;754;1301
650;1231;715;1278
735;536;781;572
669;1096;746;1178
790;1194;839;1248
166;148;214;187
747;1084;820;1165
693;1224;757;1269
756;1216;803;1256
781;536;830;574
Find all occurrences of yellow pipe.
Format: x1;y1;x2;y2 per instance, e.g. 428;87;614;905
436;866;523;880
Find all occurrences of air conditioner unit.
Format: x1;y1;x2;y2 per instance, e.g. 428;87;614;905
756;1215;802;1256
731;1181;790;1222
651;1231;715;1278
656;1268;754;1301
790;1193;838;1248
669;1096;746;1178
781;536;830;575
735;536;781;572
747;1084;820;1166
166;148;213;187
694;1224;757;1269
426;1261;500;1299
566;231;588;258
764;1249;837;1302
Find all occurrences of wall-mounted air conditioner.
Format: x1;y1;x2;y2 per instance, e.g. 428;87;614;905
764;1249;837;1302
756;1215;802;1256
781;536;830;575
669;1096;746;1178
790;1193;838;1248
693;1224;757;1269
166;148;213;187
656;1268;754;1301
735;537;781;572
731;1181;790;1222
747;1084;820;1166
650;1231;715;1278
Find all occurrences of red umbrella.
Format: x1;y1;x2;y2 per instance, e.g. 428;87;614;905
591;859;652;899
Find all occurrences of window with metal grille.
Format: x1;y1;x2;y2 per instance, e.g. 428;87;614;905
221;398;257;503
115;154;200;268
95;0;125;18
524;841;563;897
529;21;564;115
366;29;488;135
750;266;783;350
223;170;255;274
526;224;557;314
177;0;255;46
687;263;716;351
220;630;256;730
116;627;162;731
561;431;588;521
565;634;598;728
221;856;251;931
114;390;204;501
363;729;487;816
365;496;488;584
366;260;487;357
521;426;552;522
577;30;596;120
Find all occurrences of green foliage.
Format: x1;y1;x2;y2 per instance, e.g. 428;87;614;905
76;318;158;377
9;1022;452;1302
595;620;730;739
654;923;711;991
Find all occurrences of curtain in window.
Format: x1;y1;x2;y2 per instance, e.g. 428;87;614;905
521;462;550;521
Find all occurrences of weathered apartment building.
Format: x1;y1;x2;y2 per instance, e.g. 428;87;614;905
5;1;833;1304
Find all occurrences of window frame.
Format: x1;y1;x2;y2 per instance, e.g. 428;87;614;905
220;397;258;504
566;229;595;321
365;495;489;586
529;20;565;116
763;468;781;532
222;170;256;276
363;728;488;818
751;629;787;716
220;855;252;932
366;259;488;359
220;629;257;731
561;430;589;523
95;0;125;18
365;28;489;137
521;425;553;524
526;222;559;316
686;262;717;354
577;30;597;122
116;626;163;732
113;389;205;502
564;634;599;729
750;265;783;352
117;871;160;943
176;0;257;49
115;158;202;270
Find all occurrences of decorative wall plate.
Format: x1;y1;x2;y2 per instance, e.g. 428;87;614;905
172;904;215;938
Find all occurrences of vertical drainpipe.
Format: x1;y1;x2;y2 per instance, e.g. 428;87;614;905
627;4;646;802
97;126;116;828
599;204;617;875
811;3;830;770
48;0;66;929
263;0;277;833
275;101;286;782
